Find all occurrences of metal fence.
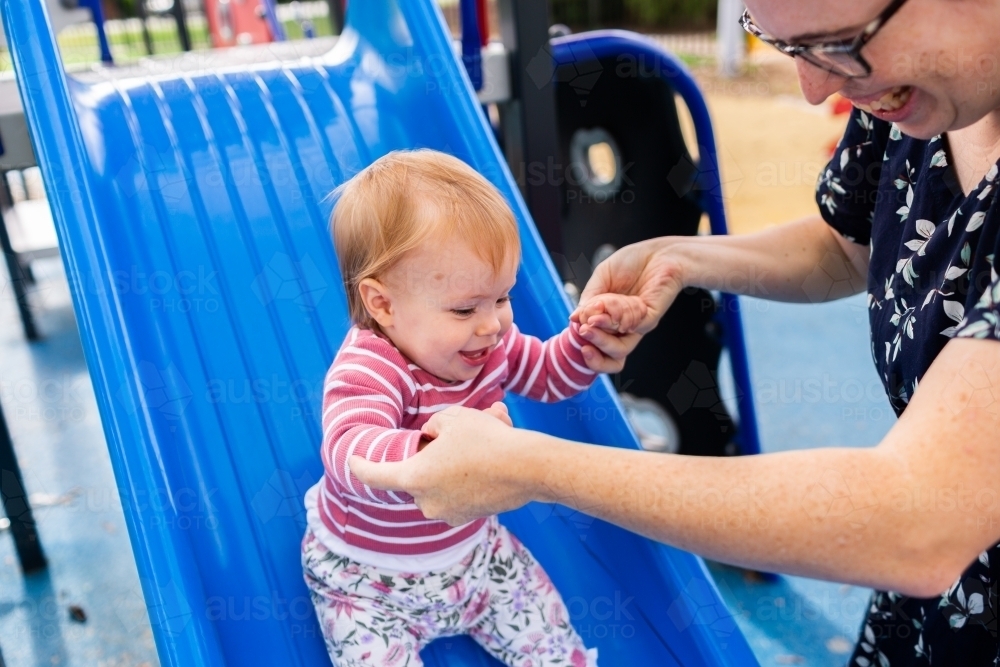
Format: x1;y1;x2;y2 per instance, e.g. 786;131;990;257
0;0;716;72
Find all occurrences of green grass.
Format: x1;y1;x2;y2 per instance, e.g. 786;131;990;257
1;16;334;72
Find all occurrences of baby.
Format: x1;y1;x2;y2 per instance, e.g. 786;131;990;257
301;150;643;667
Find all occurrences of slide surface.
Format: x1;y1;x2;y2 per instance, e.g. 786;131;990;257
1;0;758;664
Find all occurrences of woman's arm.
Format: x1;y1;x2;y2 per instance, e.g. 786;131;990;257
352;337;1000;598
573;215;870;339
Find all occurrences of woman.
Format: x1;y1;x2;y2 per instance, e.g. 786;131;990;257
352;0;1000;662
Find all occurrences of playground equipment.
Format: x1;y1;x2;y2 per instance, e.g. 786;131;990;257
1;0;761;664
203;0;284;48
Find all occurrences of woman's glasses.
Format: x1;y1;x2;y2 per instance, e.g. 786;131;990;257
739;0;909;78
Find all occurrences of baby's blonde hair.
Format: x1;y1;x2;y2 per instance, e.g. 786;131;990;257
331;150;521;329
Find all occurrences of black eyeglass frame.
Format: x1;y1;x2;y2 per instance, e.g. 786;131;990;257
739;0;909;78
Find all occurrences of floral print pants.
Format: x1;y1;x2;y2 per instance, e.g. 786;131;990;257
302;517;598;667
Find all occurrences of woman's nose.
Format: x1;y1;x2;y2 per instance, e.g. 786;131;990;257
795;58;849;105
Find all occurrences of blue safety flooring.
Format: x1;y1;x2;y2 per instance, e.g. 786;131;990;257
0;254;893;666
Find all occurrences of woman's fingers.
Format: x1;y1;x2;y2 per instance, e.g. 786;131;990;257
350;457;411;492
420;404;463;439
483;401;513;427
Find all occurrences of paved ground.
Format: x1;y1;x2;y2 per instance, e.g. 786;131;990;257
0;257;158;667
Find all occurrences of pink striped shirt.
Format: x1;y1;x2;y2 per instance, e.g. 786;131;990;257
308;321;596;566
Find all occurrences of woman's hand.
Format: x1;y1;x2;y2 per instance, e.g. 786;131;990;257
569;238;685;372
350;405;532;525
481;400;513;427
571;237;686;336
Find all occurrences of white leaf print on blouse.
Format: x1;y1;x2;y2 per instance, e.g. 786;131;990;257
956;266;1000;339
930;149;948;168
897;184;914;222
888;298;916;361
967;211;986;233
857;111;873;131
946;583;985;629
896;219;935;286
925;242;971;312
895;160;916;222
940;301;965;337
947;208;962;236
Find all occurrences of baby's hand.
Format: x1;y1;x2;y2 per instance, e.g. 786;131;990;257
573;293;648;335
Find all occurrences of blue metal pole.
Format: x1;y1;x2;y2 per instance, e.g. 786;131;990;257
260;0;286;41
78;0;113;63
459;0;482;90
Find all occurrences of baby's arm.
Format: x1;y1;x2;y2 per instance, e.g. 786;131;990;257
573;293;648;334
322;356;421;504
502;323;596;402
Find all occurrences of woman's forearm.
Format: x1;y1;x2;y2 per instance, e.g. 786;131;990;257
518;338;1000;598
519;437;919;590
667;215;869;302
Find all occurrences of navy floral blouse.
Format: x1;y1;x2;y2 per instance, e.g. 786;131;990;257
817;108;999;665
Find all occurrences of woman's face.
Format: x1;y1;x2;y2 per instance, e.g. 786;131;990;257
745;0;1000;139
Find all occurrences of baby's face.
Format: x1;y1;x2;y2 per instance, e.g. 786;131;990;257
379;235;517;383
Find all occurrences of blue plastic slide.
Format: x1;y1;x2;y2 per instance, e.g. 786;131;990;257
1;0;758;664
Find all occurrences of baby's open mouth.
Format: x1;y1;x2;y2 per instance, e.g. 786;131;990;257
459;347;491;364
853;86;913;114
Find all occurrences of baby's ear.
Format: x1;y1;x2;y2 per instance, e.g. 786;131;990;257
358;278;394;328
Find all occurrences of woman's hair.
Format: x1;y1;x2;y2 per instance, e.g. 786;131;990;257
330;149;521;329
